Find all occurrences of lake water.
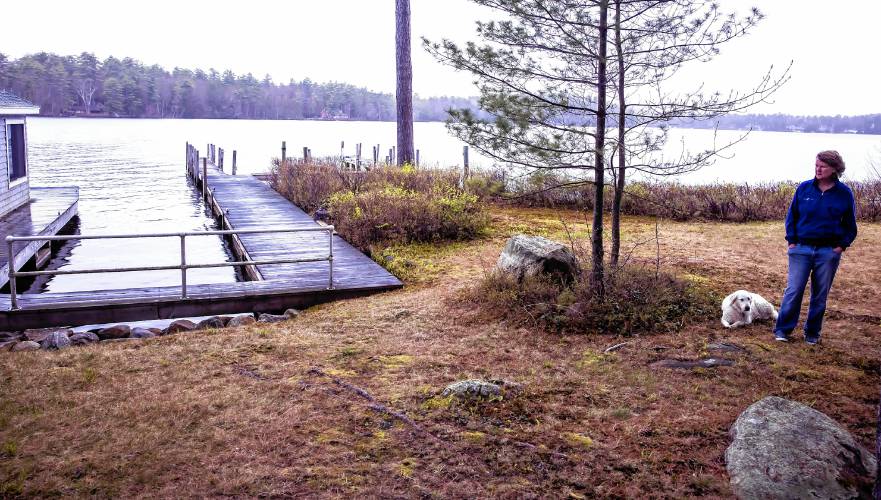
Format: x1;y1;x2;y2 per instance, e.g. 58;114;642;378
24;118;880;293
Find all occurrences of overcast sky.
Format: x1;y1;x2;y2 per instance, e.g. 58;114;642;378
3;0;879;116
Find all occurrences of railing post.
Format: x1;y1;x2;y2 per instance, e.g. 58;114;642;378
327;227;334;290
7;237;18;310
180;234;187;298
202;157;208;200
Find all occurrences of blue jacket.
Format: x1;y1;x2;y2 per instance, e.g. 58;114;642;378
785;178;858;249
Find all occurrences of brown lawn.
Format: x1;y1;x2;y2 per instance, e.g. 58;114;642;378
1;206;880;498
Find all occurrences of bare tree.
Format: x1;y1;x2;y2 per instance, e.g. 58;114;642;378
396;0;415;165
75;78;96;115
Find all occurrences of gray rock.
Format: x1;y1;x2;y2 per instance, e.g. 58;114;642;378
258;313;288;323
707;342;748;353
70;332;100;345
496;234;580;283
0;331;22;341
651;358;735;369
130;327;156;339
12;341;41;352
164;319;196;335
0;340;20;351
726;396;876;499
24;327;69;343
442;379;522;399
196;317;225;330
97;324;131;340
41;330;72;350
227;314;256;327
284;308;300;319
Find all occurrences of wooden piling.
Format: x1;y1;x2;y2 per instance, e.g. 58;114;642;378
202;157;208;200
282;141;287;164
416;149;420;167
232;150;237;176
303;147;309;162
463;145;470;181
356;143;362;170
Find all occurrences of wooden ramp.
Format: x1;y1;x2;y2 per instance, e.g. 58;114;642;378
0;162;401;331
0;186;79;289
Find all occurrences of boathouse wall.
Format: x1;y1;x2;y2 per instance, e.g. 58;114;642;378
0;117;31;218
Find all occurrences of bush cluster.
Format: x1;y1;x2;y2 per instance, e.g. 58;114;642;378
485;169;881;222
270;159;489;251
475;267;719;335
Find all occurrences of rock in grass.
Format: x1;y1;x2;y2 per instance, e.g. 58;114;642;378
196;317;225;330
24;327;69;343
130;327;156;339
164;319;196;335
41;330;72;350
284;309;300;319
442;379;521;399
651;358;734;369
0;340;20;351
258;313;288;323
97;324;131;340
726;396;876;499
496;234;580;283
227;314;256;327
70;332;100;345
12;341;41;352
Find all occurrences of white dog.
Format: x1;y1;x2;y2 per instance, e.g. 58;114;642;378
721;290;779;328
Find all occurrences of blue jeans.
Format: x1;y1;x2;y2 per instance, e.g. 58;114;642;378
774;244;841;341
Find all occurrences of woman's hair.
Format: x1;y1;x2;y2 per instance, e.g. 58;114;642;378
817;150;846;177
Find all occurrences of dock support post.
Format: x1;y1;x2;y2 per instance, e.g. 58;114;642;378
327;227;334;290
356;143;362;170
202;158;208;200
303;147;308;163
282;141;287;164
185;142;189;172
7;238;18;310
232;150;237;175
180;234;187;298
416;149;420;167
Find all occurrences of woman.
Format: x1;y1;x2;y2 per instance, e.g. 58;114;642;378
774;150;857;344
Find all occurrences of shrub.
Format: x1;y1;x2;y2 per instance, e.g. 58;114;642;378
473;266;719;335
327;185;488;251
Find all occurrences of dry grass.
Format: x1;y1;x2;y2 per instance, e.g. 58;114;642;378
2;206;880;498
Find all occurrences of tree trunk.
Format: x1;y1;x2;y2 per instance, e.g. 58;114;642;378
395;0;415;165
591;0;609;297
610;0;626;268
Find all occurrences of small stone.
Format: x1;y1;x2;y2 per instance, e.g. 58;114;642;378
442;379;521;399
651;358;735;370
130;327;156;339
41;330;72;350
196;317;225;330
707;342;748;353
70;332;100;345
0;331;22;341
97;325;131;340
12;341;41;352
258;313;288;323
283;309;300;319
393;310;412;320
24;327;69;343
227;314;256;327
0;340;20;351
164;319;197;335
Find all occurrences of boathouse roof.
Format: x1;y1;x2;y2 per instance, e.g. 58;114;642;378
0;90;40;116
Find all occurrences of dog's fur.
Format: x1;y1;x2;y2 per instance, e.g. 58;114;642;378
721;290;779;328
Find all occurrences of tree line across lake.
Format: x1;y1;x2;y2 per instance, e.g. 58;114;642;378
0;51;878;134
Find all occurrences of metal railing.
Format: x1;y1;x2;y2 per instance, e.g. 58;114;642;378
5;226;335;310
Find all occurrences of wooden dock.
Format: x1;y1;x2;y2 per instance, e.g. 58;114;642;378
0;152;401;331
0;186;79;290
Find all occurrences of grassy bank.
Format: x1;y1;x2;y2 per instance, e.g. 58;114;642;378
2;206;880;497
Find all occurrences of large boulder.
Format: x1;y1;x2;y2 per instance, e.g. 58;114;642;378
196;317;225;330
726;396;876;499
97;325;131;340
130;327;157;339
164;320;196;335
70;332;100;346
12;341;41;352
442;379;522;399
496;234;579;283
41;330;72;350
227;314;256;327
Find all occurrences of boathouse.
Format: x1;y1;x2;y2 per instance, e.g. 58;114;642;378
0;90;39;217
